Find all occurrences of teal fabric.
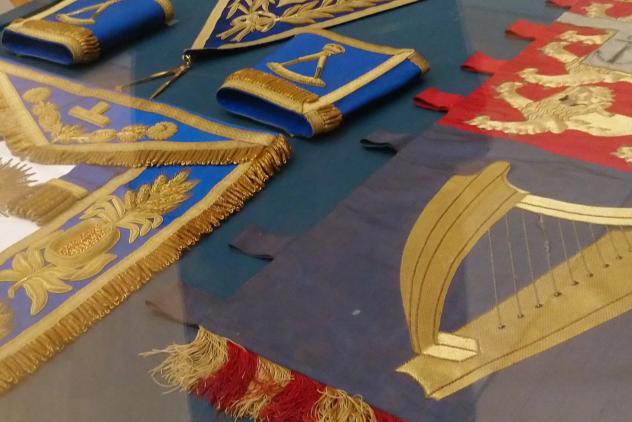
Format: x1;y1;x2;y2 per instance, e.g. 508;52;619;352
0;0;563;420
217;31;423;136
2;0;168;64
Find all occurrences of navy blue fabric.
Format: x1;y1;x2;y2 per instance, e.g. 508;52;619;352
150;126;632;421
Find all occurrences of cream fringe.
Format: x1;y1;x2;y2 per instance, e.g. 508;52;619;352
0;136;291;393
145;327;382;422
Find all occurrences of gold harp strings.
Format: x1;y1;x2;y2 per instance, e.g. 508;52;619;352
487;229;505;329
572;221;594;277
537;215;562;297
521;210;543;308
504;214;524;318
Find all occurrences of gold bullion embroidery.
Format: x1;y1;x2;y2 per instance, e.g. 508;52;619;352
267;43;345;87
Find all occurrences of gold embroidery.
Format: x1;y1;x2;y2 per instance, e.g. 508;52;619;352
467;81;632;137
585;1;632;21
69;101;111;128
221;68;343;135
519;31;632;87
5;19;100;63
218;0;398;43
614;145;632;165
398;162;632;399
193;0;417;50
0;131;290;393
22;87;180;143
0;60;283;167
0;301;12;341
0;171;196;315
56;0;121;25
0;159;34;217
267;43;345;87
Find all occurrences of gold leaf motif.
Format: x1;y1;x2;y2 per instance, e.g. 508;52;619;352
0;172;196;315
21;87;179;144
218;0;389;42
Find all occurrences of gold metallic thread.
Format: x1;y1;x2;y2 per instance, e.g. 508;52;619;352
145;327;382;422
7;178;89;225
0;135;290;393
398;162;632;399
5;19;100;63
0;61;284;167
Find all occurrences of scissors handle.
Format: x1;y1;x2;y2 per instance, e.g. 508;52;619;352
115;54;193;99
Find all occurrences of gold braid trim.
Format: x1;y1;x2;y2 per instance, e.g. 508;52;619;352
6;179;88;225
0;85;285;167
0;137;291;393
221;68;343;136
5;19;100;64
145;327;383;422
153;0;175;22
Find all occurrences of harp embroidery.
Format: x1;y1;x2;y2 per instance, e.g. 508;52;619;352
398;161;632;399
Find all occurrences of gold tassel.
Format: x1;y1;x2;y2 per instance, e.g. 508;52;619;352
0;135;291;393
7;180;87;225
313;387;377;422
146;327;385;422
142;329;229;392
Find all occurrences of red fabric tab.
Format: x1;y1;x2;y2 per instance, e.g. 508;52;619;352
546;0;578;8
506;20;550;41
461;52;508;75
414;88;464;112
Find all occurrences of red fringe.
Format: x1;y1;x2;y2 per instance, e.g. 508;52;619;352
193;342;258;410
190;339;405;421
260;372;324;421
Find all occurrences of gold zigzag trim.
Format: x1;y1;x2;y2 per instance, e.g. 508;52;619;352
0;77;285;167
6;179;88;225
5;19;100;63
0;137;291;393
144;327;381;422
221;68;343;135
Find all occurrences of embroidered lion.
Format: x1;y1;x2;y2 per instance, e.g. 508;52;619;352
468;81;632;137
518;31;632;88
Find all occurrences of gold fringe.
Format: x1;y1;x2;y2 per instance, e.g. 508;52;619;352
230;357;292;419
145;327;383;422
7;180;87;225
313;387;377;422
0;85;284;167
221;68;343;136
0;135;291;393
6;19;100;63
0;301;13;341
142;329;228;392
